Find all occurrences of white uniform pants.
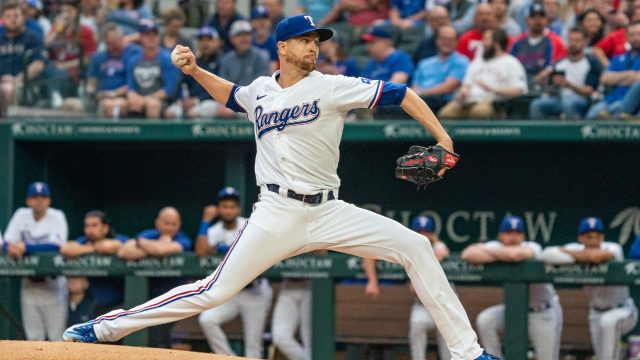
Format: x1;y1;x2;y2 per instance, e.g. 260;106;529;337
198;281;272;358
271;284;312;360
21;276;68;341
91;192;483;360
589;298;638;360
409;301;451;360
476;298;563;360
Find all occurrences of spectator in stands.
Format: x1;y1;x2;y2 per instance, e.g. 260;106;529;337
407;215;450;360
510;3;567;83
217;20;270;117
264;0;286;27
457;3;497;60
125;19;181;119
442;0;477;34
296;0;336;25
529;27;600;119
324;0;389;27
361;26;414;83
160;7;191;51
26;0;51;35
206;0;244;52
0;1;47;106
629;234;640;258
60;210;129;316
79;0;99;39
118;206;191;348
318;33;360;77
462;215;562;360
540;217;638;360
413;6;451;63
412;25;469;113
490;0;521;36
440;28;527;118
543;0;564;34
250;6;278;70
579;8;607;50
67;277;94;327
385;0;427;29
197;188;272;359
593;7;640;66
86;24;141;118
45;0;96;109
586;21;640;119
3;182;68;341
0;2;45;39
105;0;152;43
219;20;270;85
165;26;222;119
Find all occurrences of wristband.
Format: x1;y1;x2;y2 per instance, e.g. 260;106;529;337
198;221;210;236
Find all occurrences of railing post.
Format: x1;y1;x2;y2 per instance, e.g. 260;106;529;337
504;282;529;360
311;278;335;360
122;275;149;346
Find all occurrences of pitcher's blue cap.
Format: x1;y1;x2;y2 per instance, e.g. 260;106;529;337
578;217;604;235
217;187;240;203
275;15;333;43
499;215;525;233
411;215;435;233
27;182;50;198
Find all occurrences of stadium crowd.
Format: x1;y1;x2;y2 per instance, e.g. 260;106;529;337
2;181;640;360
1;0;640;120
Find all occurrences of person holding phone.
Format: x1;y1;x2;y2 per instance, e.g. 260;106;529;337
529;26;602;119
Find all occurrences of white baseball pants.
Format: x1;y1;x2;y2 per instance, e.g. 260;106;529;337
589;298;638;360
409;301;451;360
198;281;272;358
271;282;312;360
91;191;483;360
476;297;563;360
21;276;68;341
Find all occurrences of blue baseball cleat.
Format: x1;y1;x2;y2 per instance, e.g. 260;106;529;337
63;321;98;343
475;352;501;360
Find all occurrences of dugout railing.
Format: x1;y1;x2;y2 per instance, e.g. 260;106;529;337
1;252;640;360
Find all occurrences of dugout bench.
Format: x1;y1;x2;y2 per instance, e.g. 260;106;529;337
1;253;640;360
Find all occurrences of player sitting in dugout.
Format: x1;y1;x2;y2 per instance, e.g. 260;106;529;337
540;217;638;360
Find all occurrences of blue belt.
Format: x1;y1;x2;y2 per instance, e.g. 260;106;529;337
266;184;335;205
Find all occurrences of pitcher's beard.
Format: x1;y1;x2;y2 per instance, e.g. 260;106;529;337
285;53;317;72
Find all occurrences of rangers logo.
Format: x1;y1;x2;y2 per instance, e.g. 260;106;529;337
427;155;438;163
254;99;321;138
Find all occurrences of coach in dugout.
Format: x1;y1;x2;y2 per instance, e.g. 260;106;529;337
3;182;68;341
60;210;129;316
0;1;47;106
118;206;192;348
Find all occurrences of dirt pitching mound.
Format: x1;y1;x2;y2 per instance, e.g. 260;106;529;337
0;341;251;360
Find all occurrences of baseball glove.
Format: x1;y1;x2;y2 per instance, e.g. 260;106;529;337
395;145;460;188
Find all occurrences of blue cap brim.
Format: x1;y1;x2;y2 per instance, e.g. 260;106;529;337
281;28;333;42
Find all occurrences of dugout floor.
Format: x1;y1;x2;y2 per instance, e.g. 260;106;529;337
0;341;249;360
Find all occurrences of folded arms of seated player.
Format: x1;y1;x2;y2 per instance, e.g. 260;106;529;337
61;236;127;257
118;234;187;260
540;245;615;265
461;243;535;264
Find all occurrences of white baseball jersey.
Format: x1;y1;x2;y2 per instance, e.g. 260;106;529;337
484;241;557;307
206;217;248;246
563;242;630;308
231;70;385;194
4;207;68;247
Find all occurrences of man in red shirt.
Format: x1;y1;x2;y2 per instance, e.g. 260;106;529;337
457;3;497;60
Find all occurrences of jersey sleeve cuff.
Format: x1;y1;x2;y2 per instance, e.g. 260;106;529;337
376;82;407;107
225;84;247;113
